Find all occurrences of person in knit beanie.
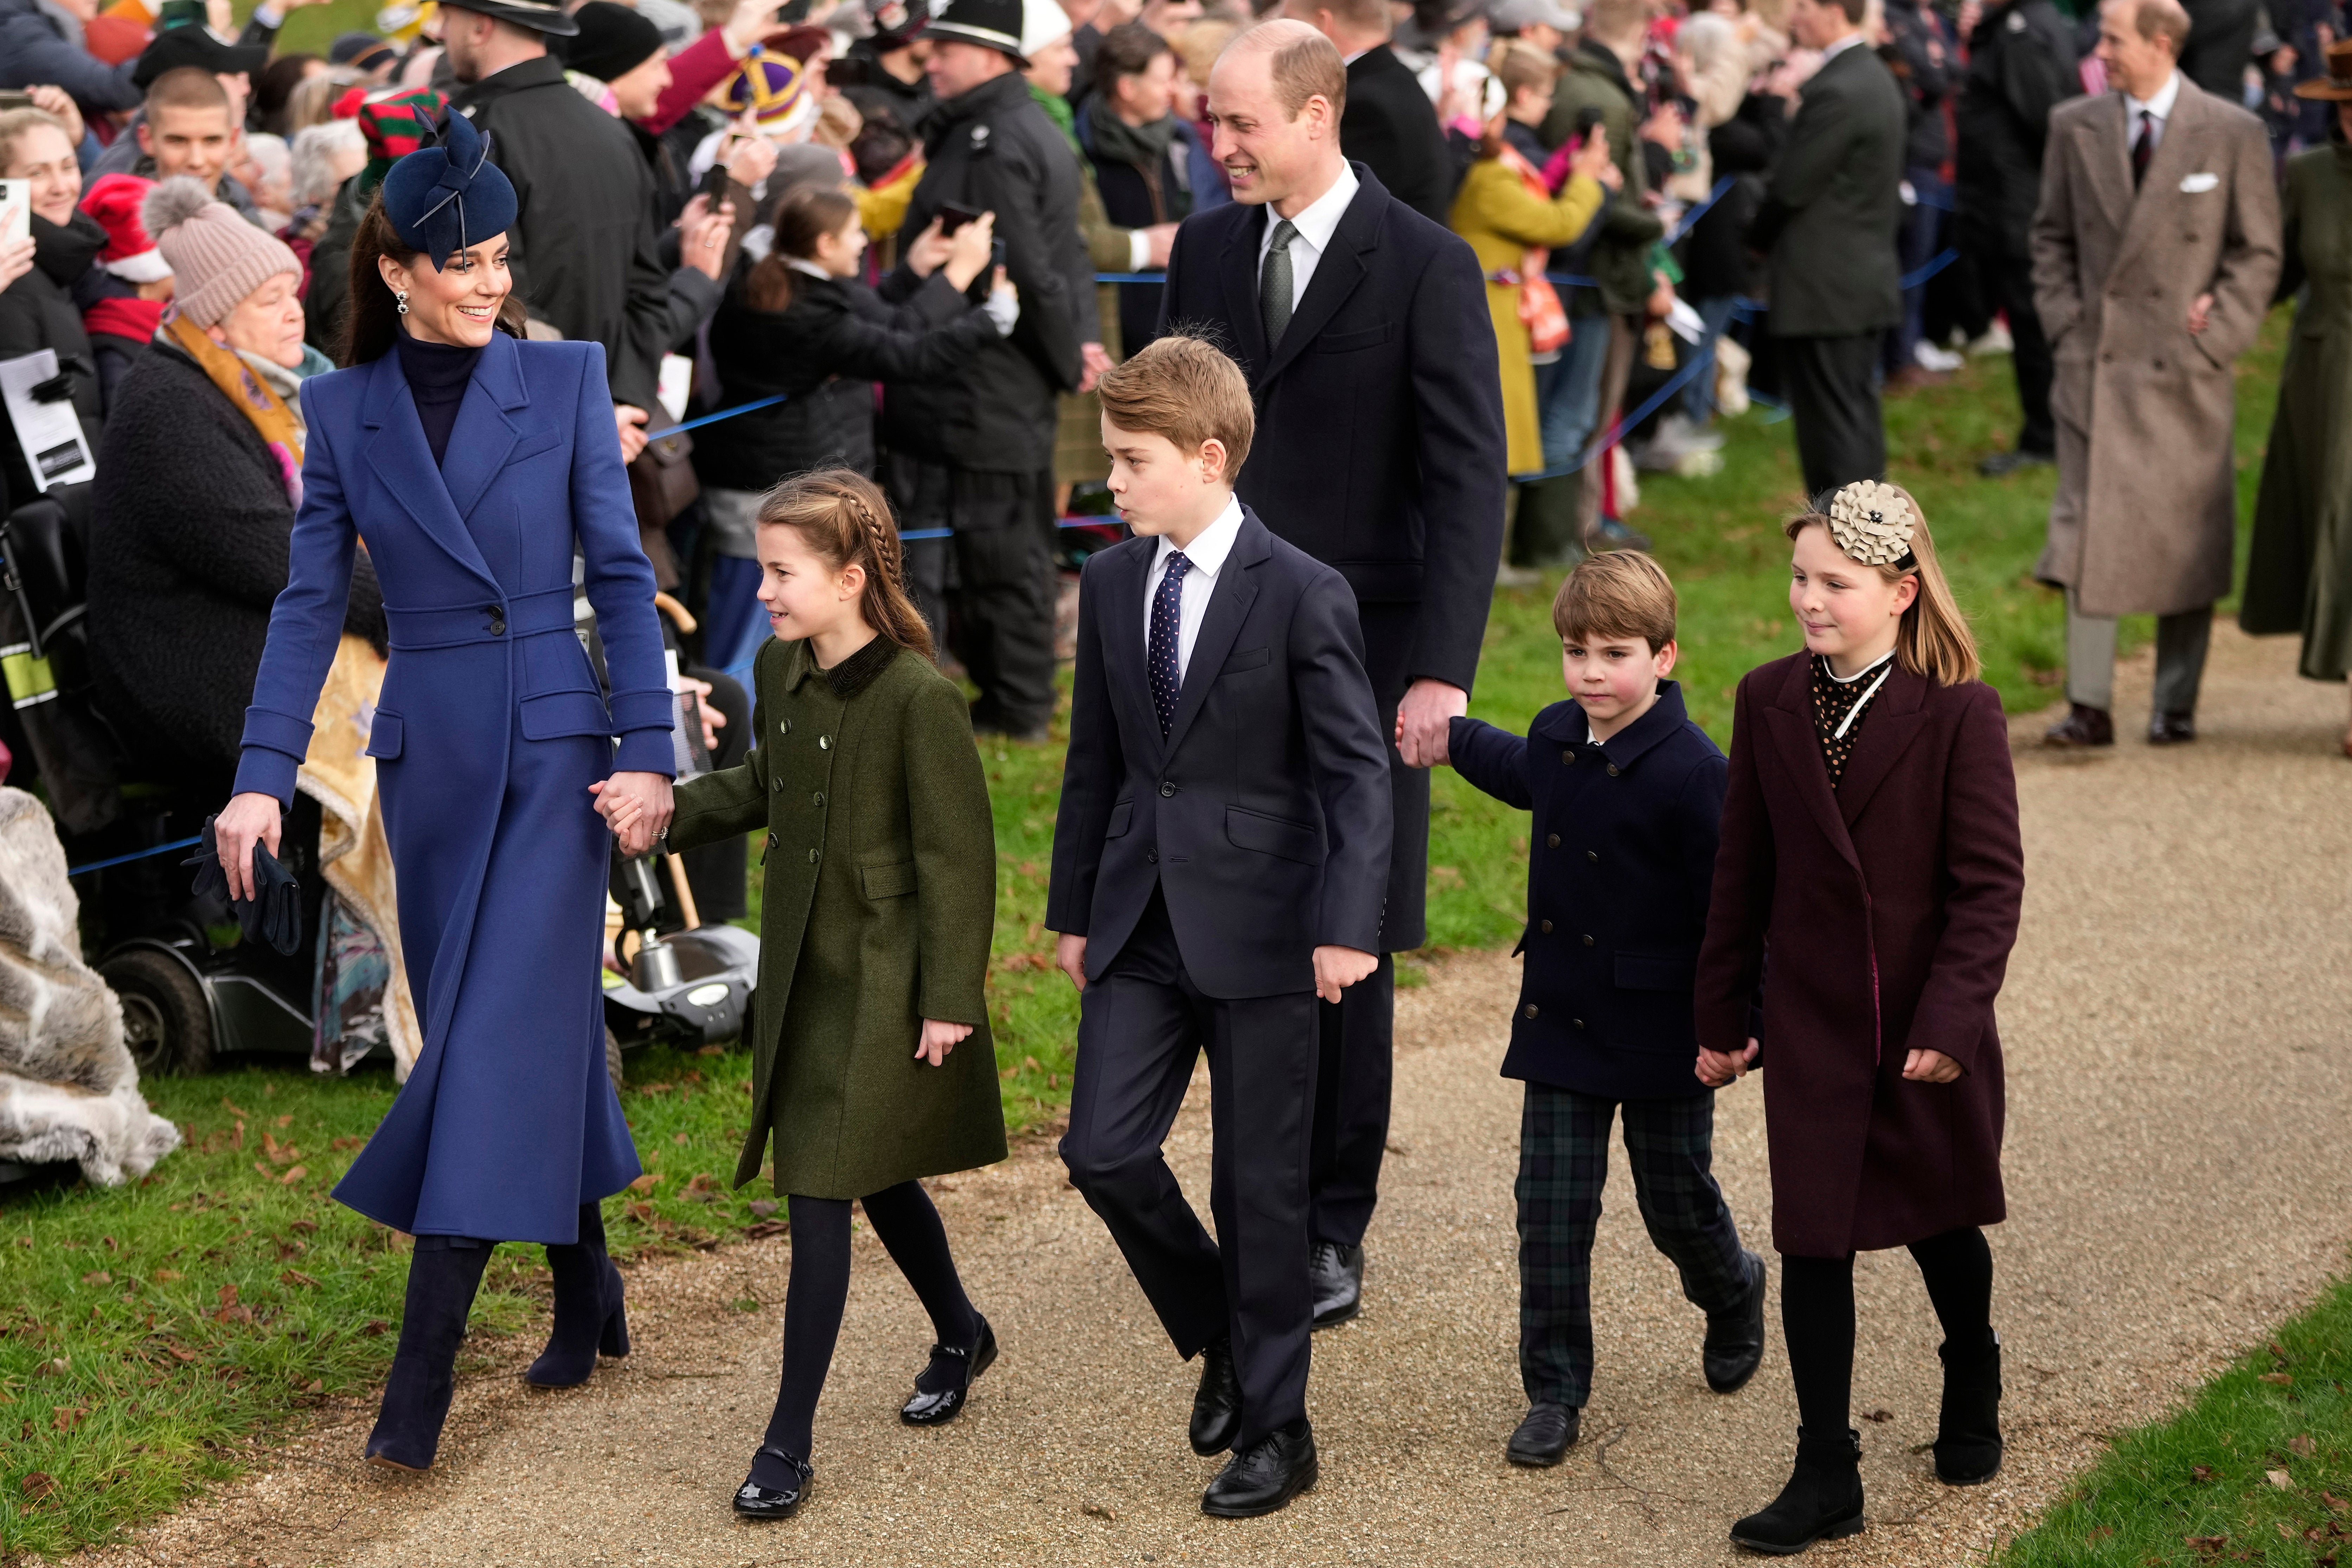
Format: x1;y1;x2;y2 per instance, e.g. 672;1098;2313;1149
77;172;175;403
142;177;303;344
565;1;670;118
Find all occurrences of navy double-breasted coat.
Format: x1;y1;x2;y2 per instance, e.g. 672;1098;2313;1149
233;332;675;1245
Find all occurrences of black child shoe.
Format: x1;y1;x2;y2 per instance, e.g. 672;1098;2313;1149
1190;1337;1243;1455
732;1446;815;1519
1506;1402;1581;1467
1933;1332;2005;1485
901;1314;998;1426
1705;1250;1769;1394
1202;1417;1319;1518
1728;1426;1865;1555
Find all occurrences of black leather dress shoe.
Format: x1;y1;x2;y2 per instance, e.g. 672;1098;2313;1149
2043;702;2114;748
901;1315;996;1426
1506;1402;1580;1466
2147;710;2197;745
1704;1250;1768;1394
1308;1241;1364;1329
1190;1338;1242;1455
732;1446;813;1519
1202;1418;1318;1518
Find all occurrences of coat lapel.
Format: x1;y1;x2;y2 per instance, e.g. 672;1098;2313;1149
2113;82;2204;276
1218;206;1271;383
436;329;526;524
1160;512;1267;757
360;349;500;593
1257;167;1380;388
2087;93;2134;233
1101;540;1166;762
1832;661;1929;827
1758;657;1861;872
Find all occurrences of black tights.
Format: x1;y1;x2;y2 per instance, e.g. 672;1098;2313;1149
754;1180;979;1477
1781;1227;1994;1436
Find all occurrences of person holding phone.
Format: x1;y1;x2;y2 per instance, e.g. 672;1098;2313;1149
0;105;104;512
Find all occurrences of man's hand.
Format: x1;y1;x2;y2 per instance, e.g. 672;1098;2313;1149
26;86;83;146
1079;342;1114;392
916;1018;973;1066
1056;932;1088;992
1395;678;1468;768
1313;945;1378;1004
615;404;650;462
1142;221;1179;268
1640;102;1684;151
2187;290;2215;335
679;195;734;281
1902;1047;1962;1083
722;0;787;52
213;791;283;903
588;770;675;856
1696;1038;1760;1087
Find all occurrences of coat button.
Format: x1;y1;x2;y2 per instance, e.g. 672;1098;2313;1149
1606;763;1619;777
1523;1004;1538;1020
1160;781;1176;797
1573;1018;1586;1030
1582;934;1595;946
1540;919;1553;933
1146;848;1158;864
818;735;831;750
485;606;505;636
764;831;775;850
780;718;791;735
1545;833;1560;848
807;848;820;864
1585;850;1598;863
812;791;825;807
1561;749;1574;765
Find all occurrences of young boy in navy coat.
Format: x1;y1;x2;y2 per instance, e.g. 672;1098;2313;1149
1430;551;1766;1468
1048;333;1392;1520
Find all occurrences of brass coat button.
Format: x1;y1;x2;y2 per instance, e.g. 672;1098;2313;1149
813;791;825;807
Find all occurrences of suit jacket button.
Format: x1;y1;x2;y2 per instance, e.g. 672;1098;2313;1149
1561;749;1574;765
1572;1018;1586;1030
780;718;791;735
1585;850;1598;863
1146;848;1158;864
1582;934;1594;946
1545;832;1560;848
1540;919;1553;933
1606;763;1619;777
1160;781;1176;797
1523;1004;1538;1020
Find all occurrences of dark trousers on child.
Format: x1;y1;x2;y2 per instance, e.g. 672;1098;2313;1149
1780;1227;1995;1435
1517;1084;1750;1407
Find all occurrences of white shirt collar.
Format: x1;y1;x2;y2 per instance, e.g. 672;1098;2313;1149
1819;31;1869;62
1822;647;1897;683
785;257;833;281
2126;70;2182;121
1153;494;1245;579
1262;160;1359;258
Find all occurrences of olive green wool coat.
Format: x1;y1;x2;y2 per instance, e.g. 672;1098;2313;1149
668;637;1007;1198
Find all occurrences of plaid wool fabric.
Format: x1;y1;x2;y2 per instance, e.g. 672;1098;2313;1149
1516;1084;1750;1407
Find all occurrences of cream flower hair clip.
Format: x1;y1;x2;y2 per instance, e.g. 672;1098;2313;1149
1827;481;1918;568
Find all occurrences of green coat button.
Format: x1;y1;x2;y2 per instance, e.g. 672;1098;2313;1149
807;848;820;864
813;791;825;806
818;735;831;750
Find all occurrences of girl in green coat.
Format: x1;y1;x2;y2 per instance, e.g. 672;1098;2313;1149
609;469;1008;1520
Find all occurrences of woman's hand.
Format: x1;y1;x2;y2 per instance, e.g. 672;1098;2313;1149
26;86;83;146
589;771;675;856
679;674;728;755
0;237;36;294
1902;1048;1962;1083
214;792;284;903
939;211;997;293
680;195;735;282
724;121;780;188
916;1018;973;1066
1696;1038;1760;1087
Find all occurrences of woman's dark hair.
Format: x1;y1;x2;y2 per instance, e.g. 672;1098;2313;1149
341;191;530;366
741;185;860;314
1094;20;1172;100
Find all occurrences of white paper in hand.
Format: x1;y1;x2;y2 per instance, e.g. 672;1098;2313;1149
656;353;692;426
0;350;96;492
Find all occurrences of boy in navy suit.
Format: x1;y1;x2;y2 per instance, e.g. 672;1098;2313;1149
1048;333;1392;1519
1430;551;1765;1467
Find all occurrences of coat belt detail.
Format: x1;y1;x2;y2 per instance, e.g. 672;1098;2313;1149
383;583;577;649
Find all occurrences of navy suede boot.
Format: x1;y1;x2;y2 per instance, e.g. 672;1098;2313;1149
366;1237;493;1471
527;1202;628;1388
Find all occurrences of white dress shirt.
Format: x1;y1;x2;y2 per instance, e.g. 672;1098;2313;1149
1142;496;1246;683
2124;70;2182;153
1256;161;1360;325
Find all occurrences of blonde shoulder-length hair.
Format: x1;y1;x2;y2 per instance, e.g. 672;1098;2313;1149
1784;484;1982;687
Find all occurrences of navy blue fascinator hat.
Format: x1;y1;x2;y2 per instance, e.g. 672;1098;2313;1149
380;107;518;270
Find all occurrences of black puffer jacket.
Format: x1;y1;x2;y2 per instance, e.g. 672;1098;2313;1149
88;343;385;789
0;212;106;510
697;267;1003;491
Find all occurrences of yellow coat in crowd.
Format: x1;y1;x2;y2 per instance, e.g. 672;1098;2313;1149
1450;160;1606;474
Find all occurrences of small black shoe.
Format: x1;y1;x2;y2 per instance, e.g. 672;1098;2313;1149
901;1315;997;1426
2044;702;2115;748
1202;1418;1319;1518
732;1446;814;1519
1978;448;2054;478
1506;1402;1580;1467
1308;1241;1364;1329
2147;710;2197;745
1933;1332;2004;1485
1729;1427;1865;1555
1704;1250;1768;1395
1189;1338;1243;1455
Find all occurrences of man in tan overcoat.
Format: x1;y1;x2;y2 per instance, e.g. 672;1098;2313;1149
2030;0;2280;746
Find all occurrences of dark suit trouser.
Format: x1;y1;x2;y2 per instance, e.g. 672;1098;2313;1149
1779;332;1888;498
1974;247;2056;456
1060;889;1321;1449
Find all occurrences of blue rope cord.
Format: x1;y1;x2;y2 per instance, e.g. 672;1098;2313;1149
68;834;200;878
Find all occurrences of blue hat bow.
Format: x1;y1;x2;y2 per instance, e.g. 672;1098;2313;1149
380;105;519;269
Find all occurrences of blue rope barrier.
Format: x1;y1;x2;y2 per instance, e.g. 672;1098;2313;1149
1901;248;1960;292
901;515;1124;542
68;834;200;879
644;392;789;442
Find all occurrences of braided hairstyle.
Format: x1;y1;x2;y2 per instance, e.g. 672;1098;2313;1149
755;467;936;660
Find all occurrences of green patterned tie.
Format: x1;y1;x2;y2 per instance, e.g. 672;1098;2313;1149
1261;218;1299;346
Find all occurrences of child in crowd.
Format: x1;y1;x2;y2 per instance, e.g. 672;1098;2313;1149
1697;481;2024;1555
1427;549;1763;1469
693;186;1018;673
607;469;1008;1522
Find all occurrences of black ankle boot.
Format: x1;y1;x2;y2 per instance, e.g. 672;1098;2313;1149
527;1204;627;1388
367;1239;493;1471
1729;1427;1865;1555
1933;1332;2004;1485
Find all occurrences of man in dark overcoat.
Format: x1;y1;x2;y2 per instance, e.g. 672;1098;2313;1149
1158;19;1504;1326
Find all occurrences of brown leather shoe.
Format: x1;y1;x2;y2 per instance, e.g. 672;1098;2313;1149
2147;711;2197;745
2044;703;2114;747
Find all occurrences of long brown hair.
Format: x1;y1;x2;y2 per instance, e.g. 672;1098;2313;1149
742;186;859;314
1783;484;1982;686
757;467;934;660
340;191;529;367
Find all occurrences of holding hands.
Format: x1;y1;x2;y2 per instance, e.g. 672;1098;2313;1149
590;770;677;857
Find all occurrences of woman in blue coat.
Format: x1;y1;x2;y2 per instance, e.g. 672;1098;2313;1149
213;109;678;1472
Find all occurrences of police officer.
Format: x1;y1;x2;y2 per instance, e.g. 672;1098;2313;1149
880;0;1091;741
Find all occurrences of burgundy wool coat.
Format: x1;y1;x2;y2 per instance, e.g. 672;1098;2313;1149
1694;653;2025;1258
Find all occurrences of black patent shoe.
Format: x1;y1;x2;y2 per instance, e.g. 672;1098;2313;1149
901;1316;997;1426
1704;1250;1768;1395
1729;1427;1865;1555
732;1446;814;1519
1202;1418;1318;1518
1506;1402;1580;1467
1190;1337;1242;1455
1933;1333;2004;1485
1308;1241;1364;1329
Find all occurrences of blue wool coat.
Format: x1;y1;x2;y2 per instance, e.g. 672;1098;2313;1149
1446;681;1726;1100
232;332;674;1244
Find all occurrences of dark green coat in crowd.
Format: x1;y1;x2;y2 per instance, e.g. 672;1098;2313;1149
667;634;1007;1198
2243;143;2352;682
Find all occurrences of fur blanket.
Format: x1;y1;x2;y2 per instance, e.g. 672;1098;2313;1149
0;787;181;1184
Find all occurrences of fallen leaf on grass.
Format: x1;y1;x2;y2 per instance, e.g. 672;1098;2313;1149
624;1201;655;1222
628;1173;662;1193
672;1132;689;1146
280;1269;319;1289
51;1406;85;1432
275;1114;293;1129
2185;1536;2228;1555
2261;1371;2294;1385
363;1319;389;1336
80;1270;110;1286
332;1137;365;1151
2192;1464;2216;1481
747;1200;778;1217
2291;1435;2317;1457
221;1097;249;1118
743;1220;789;1241
278;1165;307;1185
291;1219;317;1234
151;1269;181;1283
684;1172;716;1196
19;1472;53;1500
164;1344;197;1363
2269;1468;2294;1489
638;1082;672;1095
2322;1491;2351;1513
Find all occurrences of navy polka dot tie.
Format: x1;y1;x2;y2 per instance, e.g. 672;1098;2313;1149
1149;551;1192;736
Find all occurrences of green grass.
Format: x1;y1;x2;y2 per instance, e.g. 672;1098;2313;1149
0;311;2297;1556
1999;1263;2352;1568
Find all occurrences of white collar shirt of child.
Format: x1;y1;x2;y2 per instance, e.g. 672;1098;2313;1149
1142;496;1246;683
1256;160;1359;324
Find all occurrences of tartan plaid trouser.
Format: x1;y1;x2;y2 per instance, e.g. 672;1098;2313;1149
1516;1083;1750;1408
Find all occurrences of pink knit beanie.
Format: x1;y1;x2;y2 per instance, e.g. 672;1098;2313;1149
140;177;301;328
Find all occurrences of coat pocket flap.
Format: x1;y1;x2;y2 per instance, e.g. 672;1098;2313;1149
1220;645;1272;675
1613;952;1697;991
1106;799;1134;838
1225;804;1322;865
1316;322;1394;354
509;425;565;462
363;710;404;760
518;689;615;740
861;860;917;900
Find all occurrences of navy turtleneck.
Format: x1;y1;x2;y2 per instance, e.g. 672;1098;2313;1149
395;328;484;468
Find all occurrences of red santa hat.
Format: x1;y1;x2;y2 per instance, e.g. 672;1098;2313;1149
78;174;173;285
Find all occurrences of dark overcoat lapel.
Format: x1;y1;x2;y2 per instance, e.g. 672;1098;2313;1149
1217;206;1271;381
1256;194;1378;388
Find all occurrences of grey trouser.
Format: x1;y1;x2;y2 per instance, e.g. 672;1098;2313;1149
2065;590;2215;715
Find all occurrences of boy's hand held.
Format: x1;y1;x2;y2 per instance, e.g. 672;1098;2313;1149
1313;945;1379;1004
1056;932;1088;993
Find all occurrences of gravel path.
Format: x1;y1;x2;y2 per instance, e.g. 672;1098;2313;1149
79;626;2352;1568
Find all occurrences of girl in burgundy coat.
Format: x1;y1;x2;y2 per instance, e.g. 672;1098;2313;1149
1694;481;2025;1556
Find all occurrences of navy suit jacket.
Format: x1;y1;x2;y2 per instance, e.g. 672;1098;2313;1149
1046;507;1393;999
1447;682;1726;1099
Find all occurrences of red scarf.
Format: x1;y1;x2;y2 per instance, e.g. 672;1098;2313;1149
83;295;164;344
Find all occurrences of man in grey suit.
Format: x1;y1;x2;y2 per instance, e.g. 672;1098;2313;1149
1749;0;1907;497
2030;0;2279;748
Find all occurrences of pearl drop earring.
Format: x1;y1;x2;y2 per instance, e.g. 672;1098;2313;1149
395;289;409;316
